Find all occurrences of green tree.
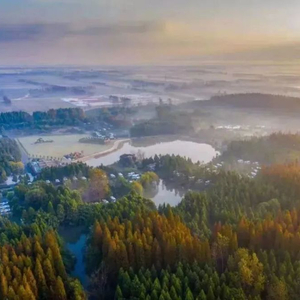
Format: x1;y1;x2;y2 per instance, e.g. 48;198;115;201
115;285;123;300
197;290;207;300
131;181;144;195
56;204;65;223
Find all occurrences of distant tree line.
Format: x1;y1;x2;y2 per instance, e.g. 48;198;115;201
130;107;194;137
0;108;86;129
208;93;300;112
218;132;300;165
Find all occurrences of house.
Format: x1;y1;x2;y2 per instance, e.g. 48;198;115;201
0;207;11;216
29;161;42;175
109;133;115;140
131;174;140;180
127;172;140;180
147;163;156;171
110;196;116;202
55;179;60;184
92;131;102;138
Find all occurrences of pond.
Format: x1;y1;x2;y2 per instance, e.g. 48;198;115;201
67;234;88;287
86;139;218;167
59;227;88;288
145;180;184;207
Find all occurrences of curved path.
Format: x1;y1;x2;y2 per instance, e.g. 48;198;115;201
76;139;130;162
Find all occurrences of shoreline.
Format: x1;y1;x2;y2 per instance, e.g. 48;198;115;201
77;134;219;163
18;133;219;165
76;139;131;162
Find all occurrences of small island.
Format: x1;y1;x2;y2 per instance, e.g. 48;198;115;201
34;137;54;144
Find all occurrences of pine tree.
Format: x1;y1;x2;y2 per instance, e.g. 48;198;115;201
120;272;131;298
207;287;215;300
56;204;65;223
131;275;142;298
24;282;36;300
151;289;159;300
55;276;67;300
47;202;55;215
153;278;162;294
43;258;56;288
25;268;38;298
197;290;206;300
170;286;178;299
7;286;17;300
34;259;47;297
185;288;194;300
115;285;123;300
0;273;8;299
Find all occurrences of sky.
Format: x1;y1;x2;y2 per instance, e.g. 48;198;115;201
1;0;300;65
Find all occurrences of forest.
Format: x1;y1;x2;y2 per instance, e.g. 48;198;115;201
83;161;300;299
0;218;86;300
2;132;300;299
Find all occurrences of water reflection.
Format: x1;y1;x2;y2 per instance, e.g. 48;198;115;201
145;180;184;207
86;139;217;167
59;227;88;288
66;234;88;288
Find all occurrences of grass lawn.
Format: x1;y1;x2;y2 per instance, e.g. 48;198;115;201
17;134;113;159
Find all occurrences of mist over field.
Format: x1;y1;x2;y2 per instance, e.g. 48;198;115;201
2;62;300;108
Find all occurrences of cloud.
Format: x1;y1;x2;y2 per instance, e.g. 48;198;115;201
73;21;165;36
1;19;298;65
0;20;165;44
218;42;300;61
0;23;69;42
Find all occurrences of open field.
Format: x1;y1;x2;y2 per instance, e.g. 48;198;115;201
17;134;114;159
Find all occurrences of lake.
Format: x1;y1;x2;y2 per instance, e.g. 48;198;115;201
86;139;218;167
